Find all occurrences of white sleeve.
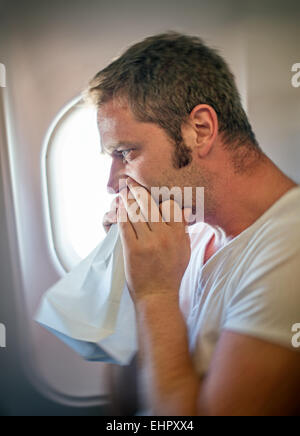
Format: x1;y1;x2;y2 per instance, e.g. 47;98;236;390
223;232;300;350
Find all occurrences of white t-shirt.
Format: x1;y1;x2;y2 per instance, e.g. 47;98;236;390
180;222;229;319
184;186;300;377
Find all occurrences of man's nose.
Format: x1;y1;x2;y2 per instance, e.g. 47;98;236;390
106;159;127;194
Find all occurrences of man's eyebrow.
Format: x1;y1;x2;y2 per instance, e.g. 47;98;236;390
102;141;142;155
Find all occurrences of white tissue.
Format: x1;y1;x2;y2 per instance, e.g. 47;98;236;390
35;224;137;365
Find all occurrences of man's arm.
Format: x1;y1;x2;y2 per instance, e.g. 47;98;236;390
135;293;200;415
135;289;300;415
197;330;300;416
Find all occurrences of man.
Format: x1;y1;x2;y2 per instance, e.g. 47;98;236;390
85;32;300;415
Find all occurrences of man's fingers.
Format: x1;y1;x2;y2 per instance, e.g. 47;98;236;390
160;200;185;225
119;187;151;237
103;210;117;232
119;178;190;234
102;196;119;233
117;195;138;241
122;186;147;223
126;179;163;230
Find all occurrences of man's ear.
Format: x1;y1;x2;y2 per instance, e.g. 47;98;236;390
183;104;219;158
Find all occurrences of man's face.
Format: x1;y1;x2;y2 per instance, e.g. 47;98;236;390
97;99;205;211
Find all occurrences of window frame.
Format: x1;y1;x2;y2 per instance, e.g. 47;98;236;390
41;95;112;273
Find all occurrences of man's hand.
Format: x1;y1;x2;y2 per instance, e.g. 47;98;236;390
117;178;191;303
102;196;119;233
116;178;198;415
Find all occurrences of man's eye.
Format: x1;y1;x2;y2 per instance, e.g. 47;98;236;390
119;149;133;161
121;150;130;157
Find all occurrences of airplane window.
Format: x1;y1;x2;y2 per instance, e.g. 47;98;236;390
45;97;114;272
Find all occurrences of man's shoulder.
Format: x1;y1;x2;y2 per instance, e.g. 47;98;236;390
237;186;300;258
255;189;300;252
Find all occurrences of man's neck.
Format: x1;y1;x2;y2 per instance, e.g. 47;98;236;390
205;155;297;239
